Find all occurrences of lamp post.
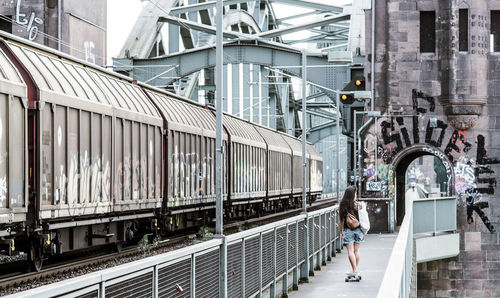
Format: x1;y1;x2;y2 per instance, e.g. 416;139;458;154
215;1;227;297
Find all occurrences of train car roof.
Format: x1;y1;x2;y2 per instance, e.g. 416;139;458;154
222;114;266;148
307;143;322;161
144;89;223;139
254;126;292;154
0;32;162;126
281;133;308;158
0;44;26;98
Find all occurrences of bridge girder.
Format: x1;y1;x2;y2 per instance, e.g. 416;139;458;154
115;40;338;93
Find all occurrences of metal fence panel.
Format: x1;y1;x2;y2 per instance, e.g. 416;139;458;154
262;231;275;286
227;242;243;298
299;219;306;262
158;258;191;298
309;218;314;254
245;236;260;297
288;223;297;270
321;214;326;247
195;249;220;298
74;290;98;298
276;226;287;276
314;216;320;252
105;272;153;298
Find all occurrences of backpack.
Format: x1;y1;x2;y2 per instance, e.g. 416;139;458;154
346;213;360;230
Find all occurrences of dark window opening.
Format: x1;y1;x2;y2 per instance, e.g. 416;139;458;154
492;11;500;52
459;9;469;51
420;11;436;53
0;15;12;34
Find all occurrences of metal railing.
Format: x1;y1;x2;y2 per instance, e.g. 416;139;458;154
377;196;457;298
10;206;340;298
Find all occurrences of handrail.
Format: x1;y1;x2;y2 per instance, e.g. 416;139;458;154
378;196;457;297
415;184;428;198
412;196;455;202
9;205;342;298
377;196;413;298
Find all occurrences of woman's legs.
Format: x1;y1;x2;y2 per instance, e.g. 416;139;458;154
354;242;361;269
346;242;357;274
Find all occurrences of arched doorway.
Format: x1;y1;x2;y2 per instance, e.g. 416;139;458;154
391;145;455;226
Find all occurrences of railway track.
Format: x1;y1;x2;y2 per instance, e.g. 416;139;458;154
0;199;337;295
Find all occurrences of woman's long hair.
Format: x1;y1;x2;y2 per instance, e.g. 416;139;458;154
339;186;357;220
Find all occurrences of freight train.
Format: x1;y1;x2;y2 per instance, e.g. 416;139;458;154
0;32;323;270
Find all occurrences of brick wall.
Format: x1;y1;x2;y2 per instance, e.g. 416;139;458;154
417;232;500;297
364;0;500;296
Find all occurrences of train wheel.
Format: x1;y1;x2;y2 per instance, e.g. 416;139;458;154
28;240;43;272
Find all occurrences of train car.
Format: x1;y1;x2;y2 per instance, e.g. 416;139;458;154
281;134;308;199
0;34;163;270
307;144;323;199
0;31;324;270
254;126;292;200
222;114;267;202
0;38;29;259
142;88;227;231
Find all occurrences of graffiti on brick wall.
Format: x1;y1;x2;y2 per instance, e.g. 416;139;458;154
15;0;43;41
375;89;498;232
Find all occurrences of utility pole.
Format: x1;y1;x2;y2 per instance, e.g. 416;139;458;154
215;1;227;297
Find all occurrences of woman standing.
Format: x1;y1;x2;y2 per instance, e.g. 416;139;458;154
339;186;364;280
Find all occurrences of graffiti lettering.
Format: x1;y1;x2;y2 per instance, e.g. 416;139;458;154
15;0;43;41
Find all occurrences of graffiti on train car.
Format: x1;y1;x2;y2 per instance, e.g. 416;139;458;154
169;145;215;198
62;152;112;205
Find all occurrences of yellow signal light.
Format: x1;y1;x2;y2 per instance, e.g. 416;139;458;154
355;80;362;86
341;94;348;101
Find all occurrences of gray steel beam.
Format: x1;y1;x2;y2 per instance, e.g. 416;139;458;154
306;110;338;121
277;11;321;23
269;0;344;13
169;0;256;15
158;15;245;39
293;92;326;104
127;41;337;92
256;14;350;38
309;120;335;133
296;102;337;108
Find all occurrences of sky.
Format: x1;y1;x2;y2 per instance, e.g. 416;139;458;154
106;0;353;66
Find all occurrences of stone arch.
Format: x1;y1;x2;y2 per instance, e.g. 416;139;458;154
391;144;456;226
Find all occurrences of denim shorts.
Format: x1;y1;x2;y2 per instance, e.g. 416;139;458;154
343;227;364;244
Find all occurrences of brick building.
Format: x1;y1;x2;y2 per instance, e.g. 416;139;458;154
0;0;106;66
364;0;500;296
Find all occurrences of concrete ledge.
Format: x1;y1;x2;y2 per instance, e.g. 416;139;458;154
416;233;459;263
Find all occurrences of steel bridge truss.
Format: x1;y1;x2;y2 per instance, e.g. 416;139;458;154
113;0;366;193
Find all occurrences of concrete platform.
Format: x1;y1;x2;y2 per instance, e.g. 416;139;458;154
289;233;398;298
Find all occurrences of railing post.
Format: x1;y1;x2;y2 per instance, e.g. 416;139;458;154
316;216;321;270
323;213;327;265
300;216;309;282
241;238;246;298
99;281;105;298
272;228;277;298
153;265;158;298
293;221;299;290
258;233;263;298
191;254;196;298
282;224;288;296
433;199;437;235
218;236;227;298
